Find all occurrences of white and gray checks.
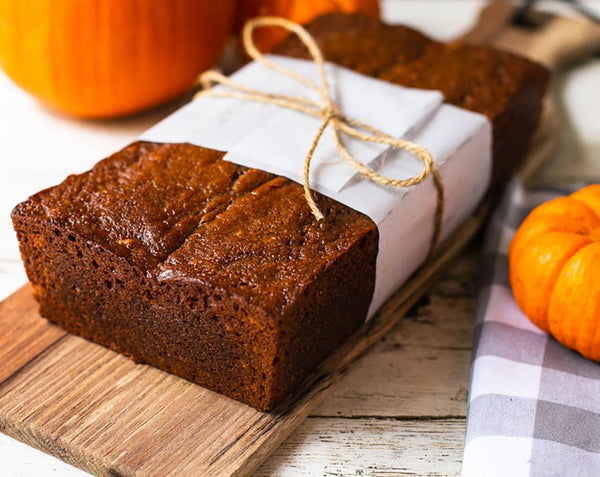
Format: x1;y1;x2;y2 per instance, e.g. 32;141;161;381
463;180;600;477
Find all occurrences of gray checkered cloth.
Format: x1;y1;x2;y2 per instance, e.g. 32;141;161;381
463;180;600;477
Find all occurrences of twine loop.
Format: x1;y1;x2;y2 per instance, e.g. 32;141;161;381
196;16;445;254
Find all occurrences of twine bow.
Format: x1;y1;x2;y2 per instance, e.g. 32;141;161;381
196;17;444;253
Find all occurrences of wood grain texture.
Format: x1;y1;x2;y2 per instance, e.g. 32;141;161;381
0;334;268;476
256;248;479;476
0;285;66;384
0;3;595;475
0;203;486;477
256;418;465;477
311;250;478;418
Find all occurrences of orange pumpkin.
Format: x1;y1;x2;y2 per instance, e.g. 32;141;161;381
509;185;600;360
0;0;235;118
236;0;380;51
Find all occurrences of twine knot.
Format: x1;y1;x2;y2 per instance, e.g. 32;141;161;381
322;103;341;122
196;16;445;255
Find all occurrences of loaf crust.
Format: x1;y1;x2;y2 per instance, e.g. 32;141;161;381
275;14;550;187
13;14;548;410
13;142;378;410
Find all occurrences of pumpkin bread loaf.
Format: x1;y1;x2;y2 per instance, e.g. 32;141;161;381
274;14;550;188
12;142;378;410
12;14;549;410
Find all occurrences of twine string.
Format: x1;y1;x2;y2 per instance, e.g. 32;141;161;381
195;16;444;254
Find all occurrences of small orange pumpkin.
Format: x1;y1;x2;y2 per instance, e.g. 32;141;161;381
509;185;600;360
0;0;235;118
235;0;381;52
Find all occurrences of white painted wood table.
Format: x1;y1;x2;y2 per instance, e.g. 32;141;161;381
1;1;599;475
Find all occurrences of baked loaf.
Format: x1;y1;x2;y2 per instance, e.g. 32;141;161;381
275;14;550;187
12;14;549;411
12;142;378;411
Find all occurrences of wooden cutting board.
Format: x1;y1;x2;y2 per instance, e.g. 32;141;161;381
1;4;598;476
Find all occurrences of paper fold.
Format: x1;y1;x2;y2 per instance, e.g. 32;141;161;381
141;56;492;320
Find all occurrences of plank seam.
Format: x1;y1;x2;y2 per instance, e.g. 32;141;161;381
0;334;68;391
307;415;466;421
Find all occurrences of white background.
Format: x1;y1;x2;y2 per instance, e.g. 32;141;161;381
1;1;599;475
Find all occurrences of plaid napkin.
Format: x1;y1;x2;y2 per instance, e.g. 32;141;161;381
463;180;600;477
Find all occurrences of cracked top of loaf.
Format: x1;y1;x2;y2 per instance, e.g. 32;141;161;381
14;141;376;314
13;14;549;314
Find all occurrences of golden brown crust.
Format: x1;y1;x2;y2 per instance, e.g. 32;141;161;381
12;14;549;410
13;142;378;410
275;13;550;187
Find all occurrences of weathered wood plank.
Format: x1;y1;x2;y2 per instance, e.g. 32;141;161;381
0;334;265;477
311;250;477;418
310;249;477;418
0;202;485;477
0;285;66;384
0;3;591;475
257;417;465;477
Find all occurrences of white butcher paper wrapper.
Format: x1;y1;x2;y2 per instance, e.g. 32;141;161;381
141;55;492;320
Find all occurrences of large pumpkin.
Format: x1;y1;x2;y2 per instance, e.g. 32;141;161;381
236;0;380;51
509;185;600;360
0;0;235;118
